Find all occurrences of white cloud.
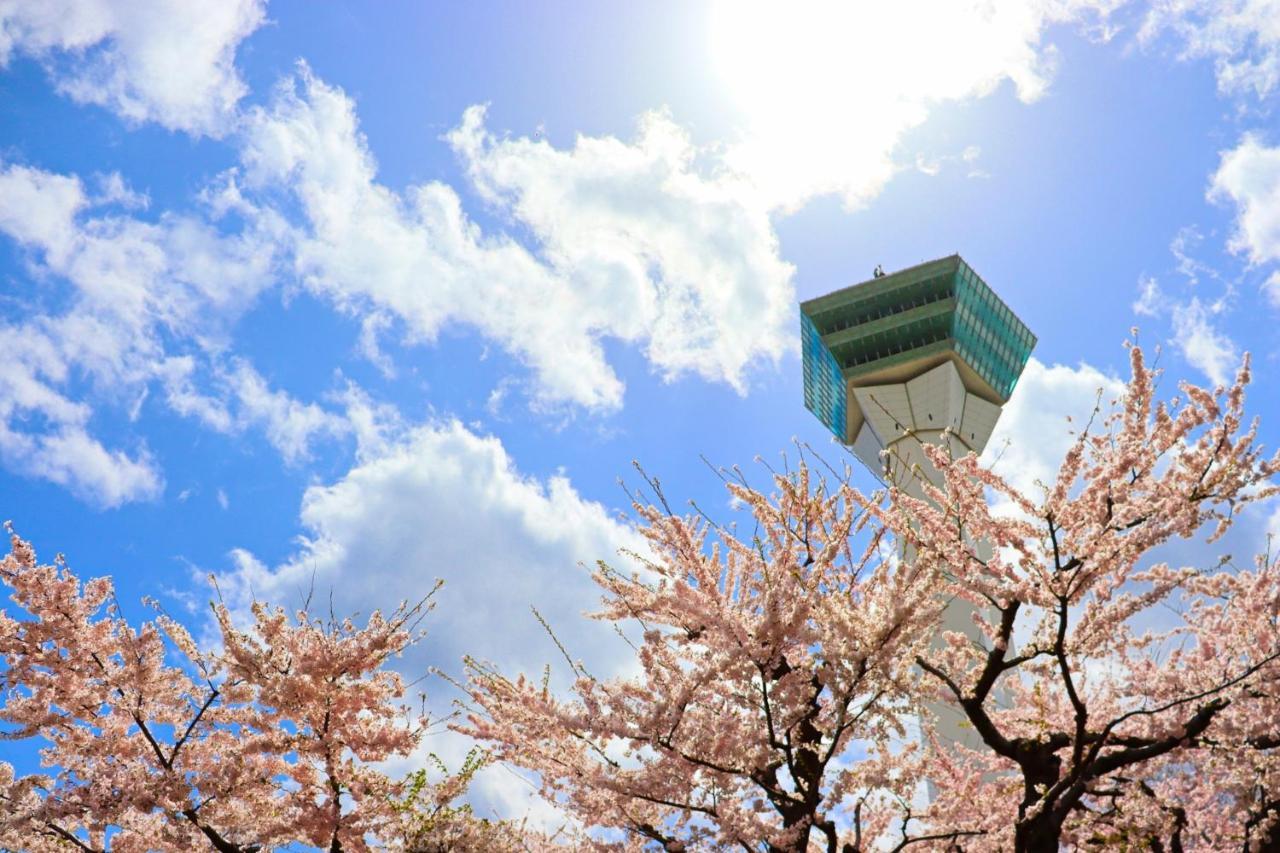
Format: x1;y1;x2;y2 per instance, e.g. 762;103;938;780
93;171;149;210
1132;274;1164;316
983;357;1127;499
0;162;279;504
217;419;643;819
1264;270;1280;307
160;357;237;434
4;425;160;504
220;9;1131;417
226;362;347;463
219;418;641;676
0;165;277;371
163;357;349;464
1210;133;1280;267
0;390;162;508
1141;0;1280;99
240;69;795;411
448;105;795;396
1168;224;1220;285
1129;226;1241;386
708;0;1124;210
1131;278;1239;386
0;156;429;503
0;0;266;135
1170;296;1239;386
0;320;158;508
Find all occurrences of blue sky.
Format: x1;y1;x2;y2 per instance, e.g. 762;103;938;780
3;0;1280;822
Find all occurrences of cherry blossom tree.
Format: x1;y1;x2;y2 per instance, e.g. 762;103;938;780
873;345;1280;851
0;528;498;852
464;343;1280;852
462;463;953;851
1176;550;1280;850
1070;549;1280;850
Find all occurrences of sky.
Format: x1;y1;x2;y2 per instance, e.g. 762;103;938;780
3;0;1280;825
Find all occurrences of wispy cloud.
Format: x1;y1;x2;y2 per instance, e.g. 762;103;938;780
0;161;283;504
163;357;349;465
1131;227;1242;387
1133;275;1165;316
1130;275;1238;386
1141;0;1280;100
1171;296;1239;386
1265;271;1280;307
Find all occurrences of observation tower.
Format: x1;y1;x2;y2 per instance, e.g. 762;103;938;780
800;254;1035;491
800;254;1036;747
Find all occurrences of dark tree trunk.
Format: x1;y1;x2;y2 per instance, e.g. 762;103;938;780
1013;748;1064;853
1014;813;1064;853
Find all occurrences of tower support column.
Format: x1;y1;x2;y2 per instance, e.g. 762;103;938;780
847;360;998;752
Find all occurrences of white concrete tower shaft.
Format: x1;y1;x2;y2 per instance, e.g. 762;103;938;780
849;359;1001;752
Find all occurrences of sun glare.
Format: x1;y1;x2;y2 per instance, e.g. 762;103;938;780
708;0;1055;210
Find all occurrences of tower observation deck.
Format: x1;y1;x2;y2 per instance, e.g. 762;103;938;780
801;254;1036;483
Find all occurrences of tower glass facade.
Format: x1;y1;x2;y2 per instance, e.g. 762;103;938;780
801;312;847;439
952;261;1036;399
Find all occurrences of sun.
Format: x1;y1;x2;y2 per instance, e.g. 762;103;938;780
706;0;1053;210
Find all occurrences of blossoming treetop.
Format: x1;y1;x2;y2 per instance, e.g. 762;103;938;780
466;344;1280;852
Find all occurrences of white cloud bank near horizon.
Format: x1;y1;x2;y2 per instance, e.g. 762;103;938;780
217;356;1143;669
983;356;1128;498
219;417;644;680
215;415;646;822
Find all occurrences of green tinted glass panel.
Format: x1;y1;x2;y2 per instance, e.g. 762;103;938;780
801;312;846;439
952;258;1035;398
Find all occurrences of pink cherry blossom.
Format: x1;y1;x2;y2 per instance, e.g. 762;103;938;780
466;344;1280;852
869;346;1280;851
0;529;501;851
5;341;1280;853
462;463;953;850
